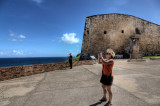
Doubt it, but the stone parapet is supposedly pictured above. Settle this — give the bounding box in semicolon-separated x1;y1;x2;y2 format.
0;60;97;81
130;53;142;59
150;58;160;60
127;59;146;62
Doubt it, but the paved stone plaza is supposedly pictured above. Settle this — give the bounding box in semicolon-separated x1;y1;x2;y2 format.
0;59;160;106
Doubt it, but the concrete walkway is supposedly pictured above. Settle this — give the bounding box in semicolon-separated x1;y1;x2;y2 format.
0;59;160;106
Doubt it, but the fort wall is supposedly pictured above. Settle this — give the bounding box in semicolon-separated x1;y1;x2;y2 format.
81;14;160;59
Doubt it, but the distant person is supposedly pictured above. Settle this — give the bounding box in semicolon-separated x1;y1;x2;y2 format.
68;53;73;69
98;48;115;106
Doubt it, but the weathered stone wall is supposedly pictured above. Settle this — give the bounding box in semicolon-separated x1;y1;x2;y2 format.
81;14;160;59
0;60;97;81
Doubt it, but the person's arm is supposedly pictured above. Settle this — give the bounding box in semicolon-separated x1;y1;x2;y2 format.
101;58;114;65
100;53;114;65
98;53;102;64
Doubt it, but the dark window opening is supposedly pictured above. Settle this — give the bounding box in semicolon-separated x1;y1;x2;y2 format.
104;31;107;34
135;28;141;34
121;30;124;33
87;30;89;34
102;16;104;19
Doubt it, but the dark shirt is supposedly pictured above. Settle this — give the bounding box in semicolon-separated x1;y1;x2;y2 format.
68;56;73;62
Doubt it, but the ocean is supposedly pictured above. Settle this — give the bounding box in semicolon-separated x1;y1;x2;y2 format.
0;57;68;67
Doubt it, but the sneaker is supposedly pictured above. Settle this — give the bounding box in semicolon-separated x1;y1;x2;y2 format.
99;98;107;102
104;101;112;106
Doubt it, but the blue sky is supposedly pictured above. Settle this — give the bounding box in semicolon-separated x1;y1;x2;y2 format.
0;0;160;57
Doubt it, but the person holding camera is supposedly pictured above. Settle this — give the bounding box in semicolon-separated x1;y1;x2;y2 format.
98;48;115;106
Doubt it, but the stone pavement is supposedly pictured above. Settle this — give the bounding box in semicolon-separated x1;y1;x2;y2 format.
0;59;160;106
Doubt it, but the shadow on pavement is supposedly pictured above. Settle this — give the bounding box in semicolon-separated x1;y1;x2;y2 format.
89;101;103;106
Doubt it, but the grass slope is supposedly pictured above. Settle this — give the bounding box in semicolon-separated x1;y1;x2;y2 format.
143;56;160;58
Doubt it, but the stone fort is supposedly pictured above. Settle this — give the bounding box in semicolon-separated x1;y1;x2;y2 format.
80;13;160;60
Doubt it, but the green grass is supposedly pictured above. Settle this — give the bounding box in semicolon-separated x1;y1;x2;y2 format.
73;55;80;61
143;56;160;58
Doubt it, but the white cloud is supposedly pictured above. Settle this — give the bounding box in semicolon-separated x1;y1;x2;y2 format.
9;31;26;42
32;0;43;4
61;33;80;44
13;50;24;55
19;35;26;39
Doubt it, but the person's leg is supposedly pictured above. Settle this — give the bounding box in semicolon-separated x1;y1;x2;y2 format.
106;86;112;104
69;62;72;69
101;84;107;100
71;62;72;68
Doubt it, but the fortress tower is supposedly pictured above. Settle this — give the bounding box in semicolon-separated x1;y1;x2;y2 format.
80;14;160;60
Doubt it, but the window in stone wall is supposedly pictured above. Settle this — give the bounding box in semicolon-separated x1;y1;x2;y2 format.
104;31;107;34
102;15;104;20
121;30;124;33
87;30;89;34
135;28;141;34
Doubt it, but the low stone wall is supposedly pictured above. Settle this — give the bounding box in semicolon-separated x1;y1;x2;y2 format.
0;60;97;81
150;58;160;60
